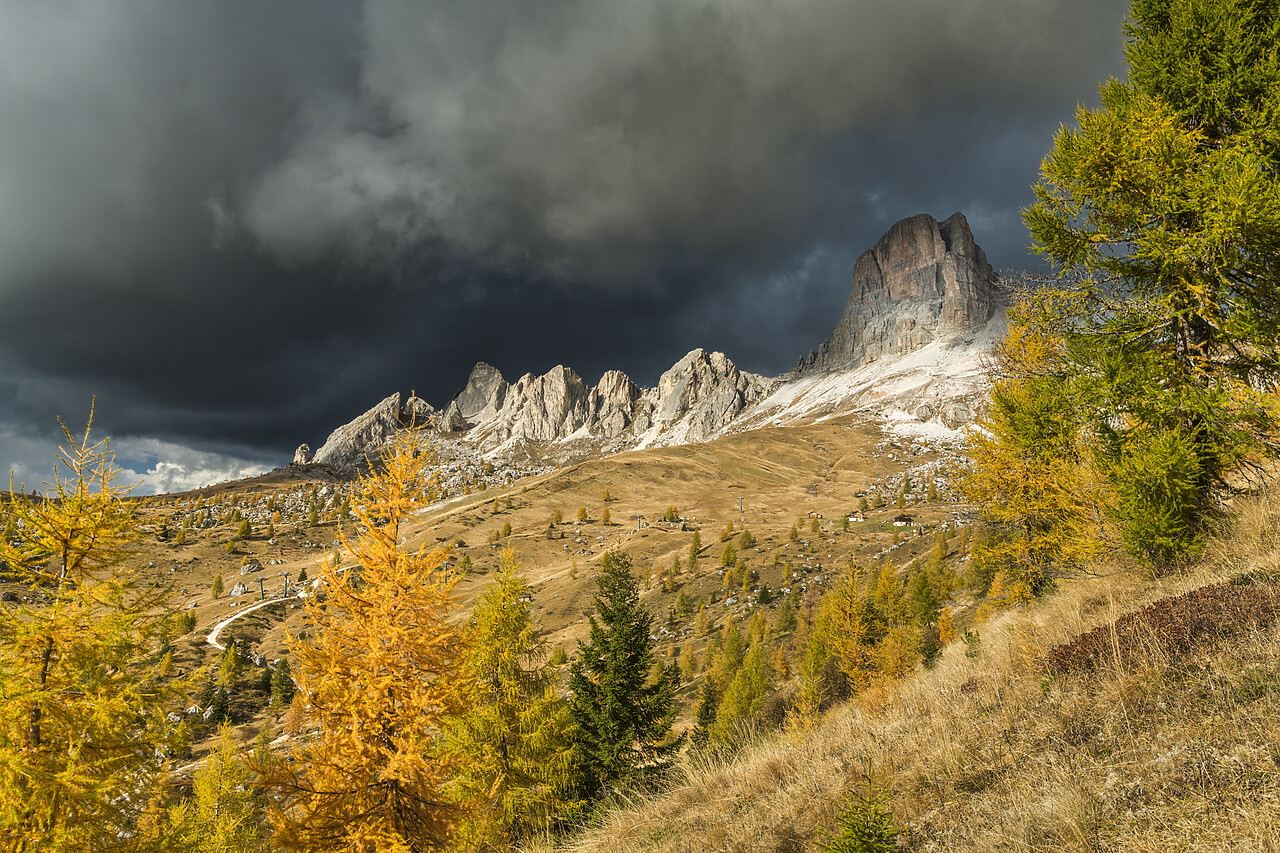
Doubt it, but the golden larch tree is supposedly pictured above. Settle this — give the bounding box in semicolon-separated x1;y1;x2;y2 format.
0;407;182;852
260;428;467;853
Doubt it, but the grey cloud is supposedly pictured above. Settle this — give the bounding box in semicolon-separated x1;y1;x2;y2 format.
0;2;359;284
239;0;1127;283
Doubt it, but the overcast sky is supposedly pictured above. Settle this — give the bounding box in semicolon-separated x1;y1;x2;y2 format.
0;0;1129;493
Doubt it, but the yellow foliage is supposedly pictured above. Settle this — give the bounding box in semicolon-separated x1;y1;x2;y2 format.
261;428;466;853
0;406;183;852
817;563;883;693
937;607;957;645
959;298;1107;598
871;626;919;679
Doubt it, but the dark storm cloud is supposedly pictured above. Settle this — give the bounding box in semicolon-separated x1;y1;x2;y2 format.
0;0;1129;490
240;0;1128;284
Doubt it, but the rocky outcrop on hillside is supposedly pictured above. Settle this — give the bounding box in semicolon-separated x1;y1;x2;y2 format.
309;392;435;472
632;349;775;446
797;212;998;373
453;362;508;423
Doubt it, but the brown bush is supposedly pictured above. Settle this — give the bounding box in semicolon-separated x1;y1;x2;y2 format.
1047;581;1280;675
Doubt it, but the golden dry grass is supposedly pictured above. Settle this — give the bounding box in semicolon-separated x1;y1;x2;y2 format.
539;496;1280;853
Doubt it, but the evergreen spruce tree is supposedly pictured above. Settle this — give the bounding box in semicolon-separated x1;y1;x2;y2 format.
690;680;717;749
775;596;798;634
208;686;231;726
907;571;940;626
568;551;682;798
269;658;294;711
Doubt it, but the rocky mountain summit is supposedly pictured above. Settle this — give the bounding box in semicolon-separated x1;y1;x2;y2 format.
441;348;775;457
295;212;1003;470
797;212;998;373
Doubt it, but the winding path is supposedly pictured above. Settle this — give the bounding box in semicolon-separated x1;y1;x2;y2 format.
205;595;293;650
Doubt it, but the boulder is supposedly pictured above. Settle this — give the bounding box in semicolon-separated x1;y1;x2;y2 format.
293;444;313;465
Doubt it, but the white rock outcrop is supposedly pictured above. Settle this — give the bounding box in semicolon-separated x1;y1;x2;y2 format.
295;212;1003;469
310;393;437;472
448;348;775;456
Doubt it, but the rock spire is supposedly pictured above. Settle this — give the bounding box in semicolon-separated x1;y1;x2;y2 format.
798;212;998;373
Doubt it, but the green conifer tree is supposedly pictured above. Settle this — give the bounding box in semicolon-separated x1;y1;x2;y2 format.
711;640;775;743
446;548;579;846
690;680;718;749
1020;0;1280;568
269;659;294;711
164;725;268;852
567;551;681;798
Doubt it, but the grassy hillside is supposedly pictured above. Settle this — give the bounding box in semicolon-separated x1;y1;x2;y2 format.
11;417;1276;851
537;496;1280;853
0;414;963;763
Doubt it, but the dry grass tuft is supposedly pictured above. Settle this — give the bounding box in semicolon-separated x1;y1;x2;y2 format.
539;492;1280;852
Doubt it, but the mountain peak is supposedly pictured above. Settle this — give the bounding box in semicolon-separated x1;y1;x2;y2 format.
799;212;999;373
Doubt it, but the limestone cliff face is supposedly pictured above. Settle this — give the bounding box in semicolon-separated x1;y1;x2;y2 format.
631;349;774;445
590;370;641;438
799;212;998;373
453;362;507;422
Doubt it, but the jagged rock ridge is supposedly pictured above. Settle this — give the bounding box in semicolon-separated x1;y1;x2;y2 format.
445;348;775;456
797;212;998;373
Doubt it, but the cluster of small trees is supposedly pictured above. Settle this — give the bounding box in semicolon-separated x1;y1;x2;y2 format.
0;419;685;852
